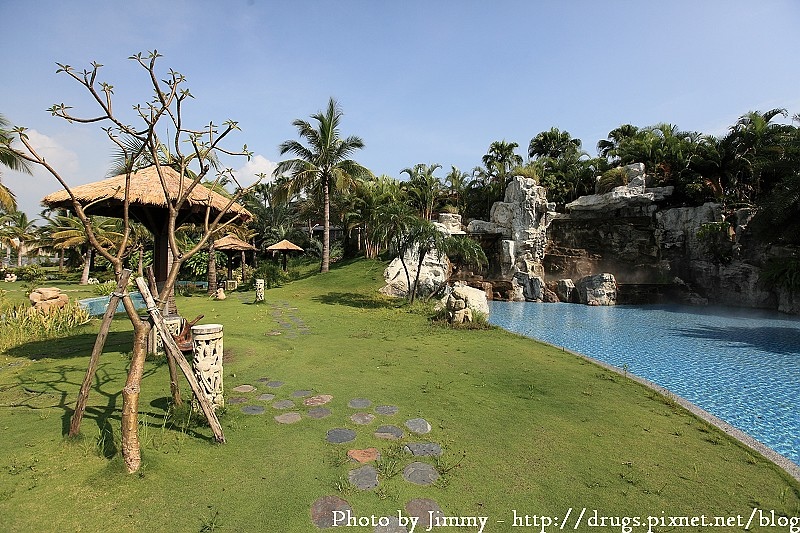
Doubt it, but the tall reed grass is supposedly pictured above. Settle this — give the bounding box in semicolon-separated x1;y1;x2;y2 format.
0;297;92;352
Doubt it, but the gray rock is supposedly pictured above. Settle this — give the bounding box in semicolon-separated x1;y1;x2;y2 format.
374;516;408;533
272;399;295;409
307;407;332;419
241;405;265;415
402;462;439;485
556;279;577;303
348;398;372;409
405;418;432;434
374;425;404;440
310;495;352;529
292;390;314;398
231;384;255;393
405;499;445;529
326;428;357;444
266;380;284;388
348;465;378;490
375;405;398;416
404;442;442;456
350;412;375;425
576;273;617;306
274;412;302;424
257;393;276;401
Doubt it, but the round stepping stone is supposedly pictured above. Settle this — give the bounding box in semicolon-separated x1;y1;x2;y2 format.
348;398;371;409
266;380;284;388
350;412;375;425
257;393;276;401
241;405;265;415
348;465;378;490
227;397;248;404
292;389;314;398
272;399;295;409
326;428;356;444
267;331;282;336
405;499;445;529
304;394;333;406
375;405;398;416
232;384;255;393
307;407;332;419
256;377;270;383
275;412;302;424
374;425;404;440
404;442;442;457
402;462;439;485
347;448;381;463
405;418;432;434
311;495;352;529
374;516;408;533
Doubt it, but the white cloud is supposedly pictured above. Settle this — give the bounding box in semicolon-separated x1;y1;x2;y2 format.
4;130;81;218
233;154;278;186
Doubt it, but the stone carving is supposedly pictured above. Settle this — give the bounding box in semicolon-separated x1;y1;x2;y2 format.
4;273;17;282
146;314;182;355
28;287;69;312
255;279;264;302
214;287;226;300
191;323;224;410
576;273;617;306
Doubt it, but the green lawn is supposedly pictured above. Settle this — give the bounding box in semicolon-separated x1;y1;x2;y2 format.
0;259;798;532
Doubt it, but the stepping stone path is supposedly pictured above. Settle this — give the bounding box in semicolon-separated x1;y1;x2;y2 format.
257;393;276;401
266;380;284;388
374;516;408;533
403;462;439;486
231;384;255;393
348;398;371;409
348;465;378;490
227;397;248;404
272;399;295;409
350;413;375;425
241;405;265;415
310;495;352;529
347;448;380;463
307;407;332;419
372;516;408;533
405;418;432;434
404;442;442;457
292;390;314;398
326;428;356;444
374;425;404;440
256;377;270;383
304;394;333;406
405;499;445;529
275;412;302;424
375;405;398;415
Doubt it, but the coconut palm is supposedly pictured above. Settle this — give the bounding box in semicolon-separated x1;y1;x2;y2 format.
529;128;581;160
50;213;122;284
2;211;39;267
0;114;31;213
401;163;443;220
443;166;469;215
275;98;371;273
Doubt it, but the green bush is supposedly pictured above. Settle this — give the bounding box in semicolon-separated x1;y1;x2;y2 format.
92;280;118;296
760;257;800;293
596;167;629;194
251;263;289;289
17;264;47;285
0;301;92;352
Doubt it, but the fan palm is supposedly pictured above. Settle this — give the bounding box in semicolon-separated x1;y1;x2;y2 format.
275;98;371;272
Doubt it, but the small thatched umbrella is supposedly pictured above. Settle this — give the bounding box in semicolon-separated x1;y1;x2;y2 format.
42;166;251;301
214;234;257;284
266;239;304;271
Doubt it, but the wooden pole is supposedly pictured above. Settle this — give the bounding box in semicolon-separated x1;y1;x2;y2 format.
135;277;226;443
69;269;132;437
146;267;182;405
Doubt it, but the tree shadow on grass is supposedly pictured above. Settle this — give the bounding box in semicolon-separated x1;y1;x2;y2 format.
313;291;401;309
4;331;134;360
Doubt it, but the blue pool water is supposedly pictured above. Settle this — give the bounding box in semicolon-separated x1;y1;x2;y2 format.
489;301;800;465
77;293;146;316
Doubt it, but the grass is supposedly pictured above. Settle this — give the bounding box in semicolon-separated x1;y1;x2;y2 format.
0;258;798;532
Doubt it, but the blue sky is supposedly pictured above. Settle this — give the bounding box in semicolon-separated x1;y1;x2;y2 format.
2;0;800;217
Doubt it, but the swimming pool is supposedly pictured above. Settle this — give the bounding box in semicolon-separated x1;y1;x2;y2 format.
489;301;800;466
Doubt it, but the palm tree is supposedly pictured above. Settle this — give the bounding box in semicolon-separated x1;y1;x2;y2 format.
528;128;581;160
444;166;469;215
275;98;371;273
2;211;39;267
401;163;443;220
597;124;640;162
0;114;32;214
51;213;122;284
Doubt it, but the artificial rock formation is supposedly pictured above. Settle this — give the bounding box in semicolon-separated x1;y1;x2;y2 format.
29;287;69;312
576;273;617;306
439;282;490;323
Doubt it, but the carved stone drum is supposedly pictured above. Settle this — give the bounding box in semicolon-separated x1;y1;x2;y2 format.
255;279;265;302
191;323;224;410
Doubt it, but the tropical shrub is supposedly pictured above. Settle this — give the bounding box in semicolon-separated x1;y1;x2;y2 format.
596;167;628;194
760;257;800;293
0;301;92;352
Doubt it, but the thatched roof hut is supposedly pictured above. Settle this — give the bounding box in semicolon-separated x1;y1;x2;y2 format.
42;165;251;225
266;239;304;271
214;235;257;284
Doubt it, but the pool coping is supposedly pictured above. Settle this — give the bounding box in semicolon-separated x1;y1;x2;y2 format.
541;339;800;483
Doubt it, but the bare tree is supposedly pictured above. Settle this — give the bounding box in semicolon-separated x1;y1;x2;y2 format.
10;51;259;473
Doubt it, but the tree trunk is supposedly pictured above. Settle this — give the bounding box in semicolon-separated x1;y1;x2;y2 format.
409;246;426;304
322;175;330;273
137;245;144;278
207;240;217;295
80;247;92;285
121;312;150;473
240;250;246;283
69;270;133;437
58;249;64;272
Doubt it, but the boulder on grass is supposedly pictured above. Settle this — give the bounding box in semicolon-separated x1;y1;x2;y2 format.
29;287;70;312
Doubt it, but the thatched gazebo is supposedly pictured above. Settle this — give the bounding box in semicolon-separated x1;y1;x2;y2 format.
266;239;304;271
42;166;251;305
214;234;257;284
